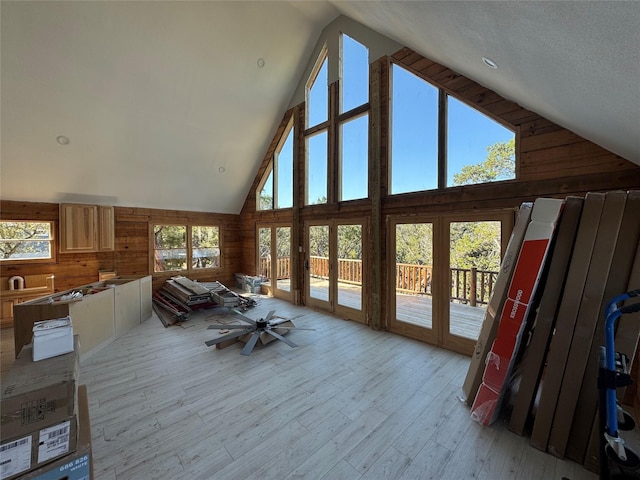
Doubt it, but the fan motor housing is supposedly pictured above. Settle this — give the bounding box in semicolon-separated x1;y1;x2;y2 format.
256;319;268;329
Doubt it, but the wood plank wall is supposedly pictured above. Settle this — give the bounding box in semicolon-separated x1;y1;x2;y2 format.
237;47;640;313
0;202;240;294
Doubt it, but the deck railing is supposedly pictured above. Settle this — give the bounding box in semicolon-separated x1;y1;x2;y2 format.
259;256;498;306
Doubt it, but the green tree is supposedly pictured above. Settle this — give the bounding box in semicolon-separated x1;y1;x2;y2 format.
449;221;501;271
0;222;51;259
395;223;433;265
337;224;362;260
452;138;515;186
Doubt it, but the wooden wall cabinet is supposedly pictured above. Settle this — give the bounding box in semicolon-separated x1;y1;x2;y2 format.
0;274;55;328
98;206;115;251
59;203;114;253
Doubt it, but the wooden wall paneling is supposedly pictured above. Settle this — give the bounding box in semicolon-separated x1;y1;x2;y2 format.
0;201;59;220
328;81;338;205
369;58;383;330
520;118;565;137
291;105;303;304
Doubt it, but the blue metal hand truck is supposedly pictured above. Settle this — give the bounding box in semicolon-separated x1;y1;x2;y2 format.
599;289;640;479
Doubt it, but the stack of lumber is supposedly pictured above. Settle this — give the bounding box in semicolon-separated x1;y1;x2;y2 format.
164;276;217;307
152;277;256;327
463;190;640;473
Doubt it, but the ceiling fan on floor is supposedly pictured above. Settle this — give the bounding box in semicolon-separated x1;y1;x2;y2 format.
204;309;314;355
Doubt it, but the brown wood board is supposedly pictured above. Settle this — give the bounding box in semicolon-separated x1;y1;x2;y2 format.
530;192;606;452
547;191;628;458
508;196;584;435
461;202;533;404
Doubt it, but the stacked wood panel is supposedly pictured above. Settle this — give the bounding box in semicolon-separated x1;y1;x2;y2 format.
464;191;640;473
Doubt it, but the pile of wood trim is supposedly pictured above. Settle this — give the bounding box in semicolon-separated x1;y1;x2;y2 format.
152;277;256;327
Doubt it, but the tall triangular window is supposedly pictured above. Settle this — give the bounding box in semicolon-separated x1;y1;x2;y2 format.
257;119;294;210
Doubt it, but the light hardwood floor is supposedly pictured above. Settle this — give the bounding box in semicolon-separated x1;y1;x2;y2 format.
2;297;597;480
75;295;596;480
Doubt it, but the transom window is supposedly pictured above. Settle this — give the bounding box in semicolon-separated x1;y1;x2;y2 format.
340;33;369;113
0;221;55;263
258;119;294;210
152;224;220;273
390;62;515;194
304;33;370;205
306;46;328;129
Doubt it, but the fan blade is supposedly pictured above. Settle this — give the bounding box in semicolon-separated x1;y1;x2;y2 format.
205;329;251;347
267;330;298;348
264;310;276;321
231;309;256;326
267;317;291;326
241;332;261;356
272;326;315;331
207;324;251;330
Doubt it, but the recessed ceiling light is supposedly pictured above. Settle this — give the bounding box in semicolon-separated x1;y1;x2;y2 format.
218;166;226;173
56;135;70;145
257;58;265;68
482;57;498;69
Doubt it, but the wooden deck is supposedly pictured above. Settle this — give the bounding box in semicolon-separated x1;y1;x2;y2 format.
297;278;485;340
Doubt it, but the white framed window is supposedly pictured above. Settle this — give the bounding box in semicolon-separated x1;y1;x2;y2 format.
0;221;55;263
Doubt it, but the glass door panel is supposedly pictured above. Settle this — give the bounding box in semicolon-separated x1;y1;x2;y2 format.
275;227;291;292
448;221;502;341
389;219;437;343
258;227;271;288
308;224;330;304
336;223;363;313
394;222;434;329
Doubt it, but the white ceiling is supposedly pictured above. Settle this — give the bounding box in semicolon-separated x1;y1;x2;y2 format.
2;1;639;214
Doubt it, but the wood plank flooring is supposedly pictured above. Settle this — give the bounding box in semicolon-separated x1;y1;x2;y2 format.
77;296;595;480
301;278;486;339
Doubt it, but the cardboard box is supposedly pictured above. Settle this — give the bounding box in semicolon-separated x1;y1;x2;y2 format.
234;274;262;294
530;192;606;451
18;385;92;480
1;337;79;442
32;318;74;362
462;202;533;405
471;198;564;425
0;418;78;480
508;196;584;435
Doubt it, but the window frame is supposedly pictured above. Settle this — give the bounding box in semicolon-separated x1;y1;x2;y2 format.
0;220;56;265
305;44;329;130
150;223;221;275
388;60;517;195
256;116;294;211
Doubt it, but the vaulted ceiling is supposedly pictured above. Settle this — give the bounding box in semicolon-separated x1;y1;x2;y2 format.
2;1;638;214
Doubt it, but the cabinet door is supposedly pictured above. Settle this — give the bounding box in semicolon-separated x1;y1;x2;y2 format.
1;298;17;327
60;204;98;253
98;206;115;251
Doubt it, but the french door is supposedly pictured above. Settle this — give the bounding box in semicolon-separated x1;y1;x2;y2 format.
388;211;512;354
305;219;366;323
257;224;292;301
